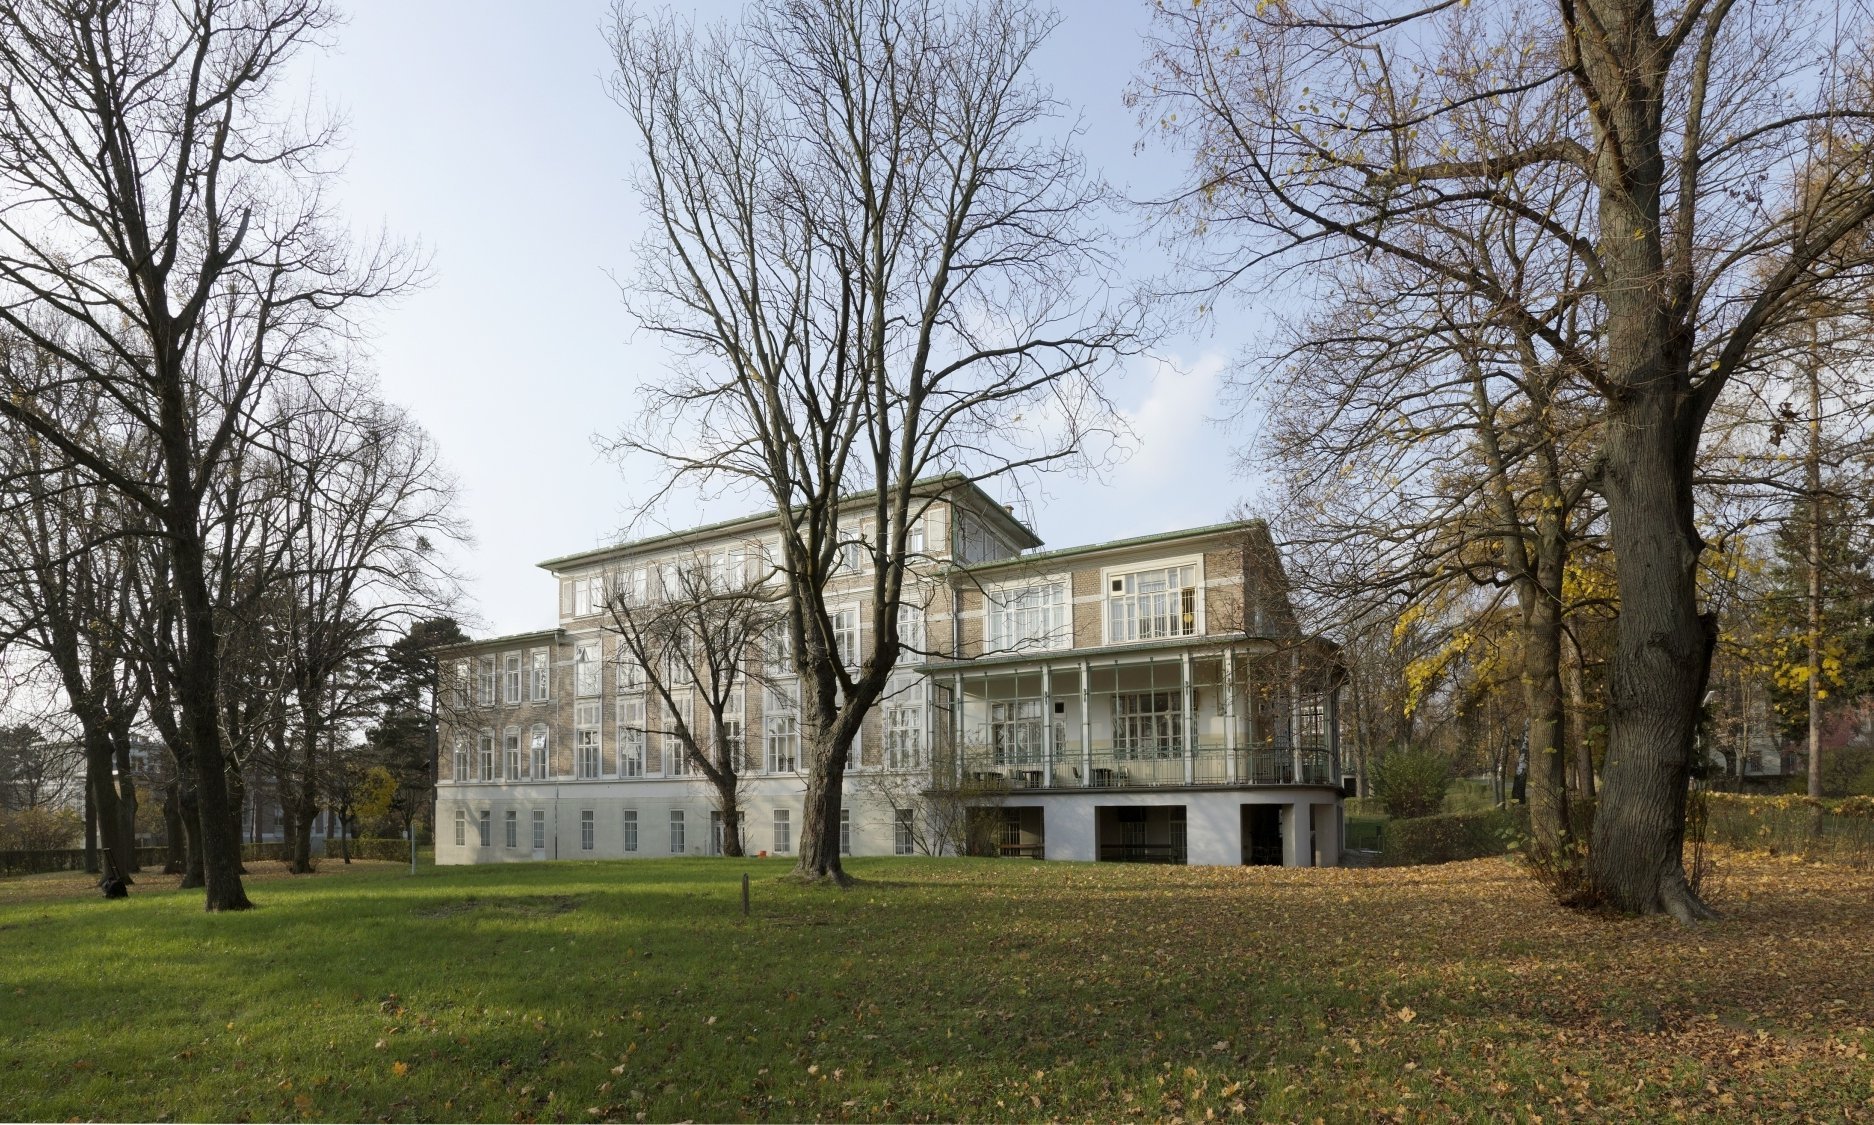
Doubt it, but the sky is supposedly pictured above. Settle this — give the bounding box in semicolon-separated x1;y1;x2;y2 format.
309;0;1269;639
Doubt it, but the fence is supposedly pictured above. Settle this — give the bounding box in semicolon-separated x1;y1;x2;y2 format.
1703;794;1874;868
0;839;366;877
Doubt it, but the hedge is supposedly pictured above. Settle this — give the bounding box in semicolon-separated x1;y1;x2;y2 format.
1377;808;1517;867
1703;792;1874;868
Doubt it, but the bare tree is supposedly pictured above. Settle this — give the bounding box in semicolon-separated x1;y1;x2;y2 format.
1137;0;1874;920
0;0;417;908
606;0;1140;883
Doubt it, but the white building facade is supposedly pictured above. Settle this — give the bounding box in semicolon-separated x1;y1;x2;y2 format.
434;479;1345;867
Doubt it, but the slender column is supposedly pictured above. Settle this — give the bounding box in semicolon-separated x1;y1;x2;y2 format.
1224;647;1238;784
1328;681;1342;786
952;672;965;786
1041;663;1054;788
1289;650;1303;784
1180;651;1195;785
1079;659;1093;787
1284;800;1311;867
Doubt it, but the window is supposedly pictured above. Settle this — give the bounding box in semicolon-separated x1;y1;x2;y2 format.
622;809;639;852
575;640;601;697
840;808;852;855
530;648;550;701
894;809;916;855
616;648;644;692
723;681;745;769
669;810;685;854
1298;694;1327;745
580;809;595;850
452;740;468;782
477;810;491;847
665;695;693;776
990;700;1044;765
504;728;522;779
764;680;800;773
906;518;925;555
575;700;602;778
477;733;496;780
505;810;518;848
476;656;496;706
532;810;546;850
1112;692;1183;760
987;581;1068;652
1107;563;1200;643
764;624;792;677
452;659;469;709
897;603;926;651
453;808;466;846
573;573;603;617
530;724;550;779
773;809;792;854
619;695;646;777
884;673;925;769
503;652;523;703
831;606;860;668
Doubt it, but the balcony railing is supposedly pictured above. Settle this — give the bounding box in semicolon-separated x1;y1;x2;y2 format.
952;746;1334;791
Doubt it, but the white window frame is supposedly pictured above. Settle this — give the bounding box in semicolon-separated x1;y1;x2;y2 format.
453;808;465;846
575;700;602;779
529;724;550;779
831;604;860;668
985;577;1070;653
839;808;851;856
452;740;468;783
773;808;792;855
989;700;1044;766
622;809;639;852
764;679;800;774
664;694;693;776
1111;691;1184;760
1102;556;1204;645
575;639;601;697
504;810;518;849
532;809;546;850
580;809;595;851
669;809;685;854
452;659;470;709
618;695;646;777
477;810;491;848
894;809;916;855
573;573;603;617
529;648;550;702
883;672;926;770
503;727;522;779
477;732;495;781
503;652;523;704
476;656;496;706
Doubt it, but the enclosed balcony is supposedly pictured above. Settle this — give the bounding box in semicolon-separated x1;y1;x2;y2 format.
926;641;1342;794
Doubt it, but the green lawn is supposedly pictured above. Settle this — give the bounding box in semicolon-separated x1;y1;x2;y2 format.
2;852;1870;1121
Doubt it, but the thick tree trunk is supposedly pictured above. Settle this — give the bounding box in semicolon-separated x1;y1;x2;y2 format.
178;781;206;889
114;741;140;873
161;781;185;875
83;788;99;874
1588;391;1718;922
1521;577;1571;860
83;734;136;883
793;708;853;884
718;801;745;858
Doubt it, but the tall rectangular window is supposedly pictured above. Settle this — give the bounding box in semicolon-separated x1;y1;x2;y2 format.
452;740;468;782
619;695;646;777
476;656;496;706
580;809;595;851
477;733;496;780
773;809;792;854
895;809;916;855
1112;692;1183;760
453;809;465;846
532;809;546;850
575;701;602;778
669;810;685;854
906;518;925;555
452;659;470;709
503;652;523;703
622;809;639;852
504;728;522;779
575;640;601;697
989;700;1043;765
529;649;550;701
477;810;491;848
616;649;643;692
665;695;693;776
1107;563;1200;643
839;808;851;856
764;680;799;773
884;672;925;770
831;605;860;667
530;724;549;779
723;681;745;770
573;573;603;617
987;582;1068;652
504;810;518;848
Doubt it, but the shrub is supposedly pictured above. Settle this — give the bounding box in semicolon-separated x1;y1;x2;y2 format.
1370;750;1450;819
1381;808;1515;866
0;806;82;851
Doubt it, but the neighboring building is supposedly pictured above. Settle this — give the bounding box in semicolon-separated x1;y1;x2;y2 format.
434;477;1346;867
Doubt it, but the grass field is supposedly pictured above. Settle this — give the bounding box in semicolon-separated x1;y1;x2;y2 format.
2;851;1871;1122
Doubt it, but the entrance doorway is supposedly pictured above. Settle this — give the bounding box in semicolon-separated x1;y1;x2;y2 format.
1242;805;1283;865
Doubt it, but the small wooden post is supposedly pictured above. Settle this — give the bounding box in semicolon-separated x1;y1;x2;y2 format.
741;873;750;916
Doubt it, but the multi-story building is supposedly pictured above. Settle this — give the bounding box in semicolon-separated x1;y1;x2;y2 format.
434;477;1346;867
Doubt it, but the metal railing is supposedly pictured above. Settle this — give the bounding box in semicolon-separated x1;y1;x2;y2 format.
955;745;1336;791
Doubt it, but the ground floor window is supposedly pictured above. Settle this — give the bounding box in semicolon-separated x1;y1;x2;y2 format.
580;809;595;851
894;809;915;855
840;808;851;855
505;810;518;848
454;809;465;846
532;810;546;850
623;809;638;852
670;810;686;854
477;810;491;848
773;808;792;854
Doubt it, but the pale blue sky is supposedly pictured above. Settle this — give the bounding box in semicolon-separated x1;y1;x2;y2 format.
312;0;1266;637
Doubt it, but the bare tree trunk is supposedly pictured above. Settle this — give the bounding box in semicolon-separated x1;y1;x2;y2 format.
794;706;853;885
1564;634;1594;799
1806;347;1824;805
178;781;206;890
83;785;99;875
114;741;140;873
1522;574;1571;860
